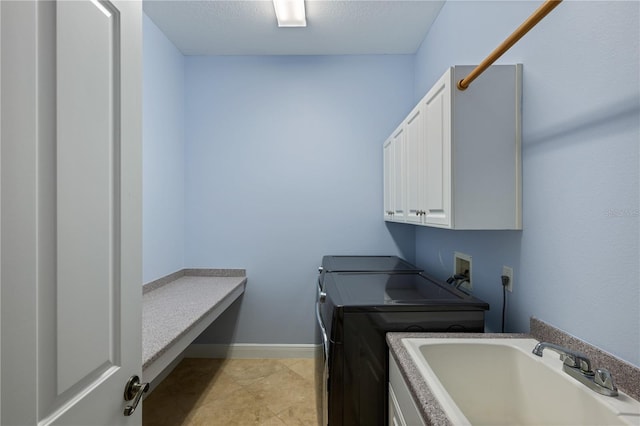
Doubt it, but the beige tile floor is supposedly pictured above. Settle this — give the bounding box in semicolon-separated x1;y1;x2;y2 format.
143;358;319;426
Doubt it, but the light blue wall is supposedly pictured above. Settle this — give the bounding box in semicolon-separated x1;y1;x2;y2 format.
142;15;186;283
142;1;639;366
413;1;639;366
183;56;416;344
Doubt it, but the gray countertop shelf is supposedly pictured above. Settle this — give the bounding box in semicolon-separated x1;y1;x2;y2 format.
142;269;247;383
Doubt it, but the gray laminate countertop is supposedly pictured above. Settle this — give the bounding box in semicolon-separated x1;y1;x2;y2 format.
142;270;246;371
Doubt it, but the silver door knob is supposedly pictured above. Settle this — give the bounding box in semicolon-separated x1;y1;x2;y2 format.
123;375;149;416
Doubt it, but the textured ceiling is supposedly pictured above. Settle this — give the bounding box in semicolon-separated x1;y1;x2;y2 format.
143;0;446;55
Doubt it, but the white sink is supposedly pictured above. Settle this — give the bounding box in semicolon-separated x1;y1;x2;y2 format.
402;338;640;426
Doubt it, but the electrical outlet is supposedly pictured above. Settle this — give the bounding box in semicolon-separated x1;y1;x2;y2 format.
502;265;513;292
454;252;472;291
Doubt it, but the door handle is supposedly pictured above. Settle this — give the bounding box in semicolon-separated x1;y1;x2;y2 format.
123;375;149;416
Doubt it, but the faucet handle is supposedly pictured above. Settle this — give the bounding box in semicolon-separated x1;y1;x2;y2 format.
560;353;592;373
559;353;576;367
594;369;617;392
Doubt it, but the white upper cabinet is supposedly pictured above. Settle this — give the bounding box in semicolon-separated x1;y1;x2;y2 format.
383;64;522;230
392;126;406;222
383;122;409;223
404;104;425;224
423;71;452;227
383;138;395;221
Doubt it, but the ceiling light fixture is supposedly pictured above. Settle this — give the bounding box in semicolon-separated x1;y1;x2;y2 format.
272;0;307;27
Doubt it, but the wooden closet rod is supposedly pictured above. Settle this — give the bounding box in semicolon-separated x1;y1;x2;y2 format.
457;0;563;91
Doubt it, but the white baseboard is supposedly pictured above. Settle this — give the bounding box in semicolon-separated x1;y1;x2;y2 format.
184;343;321;359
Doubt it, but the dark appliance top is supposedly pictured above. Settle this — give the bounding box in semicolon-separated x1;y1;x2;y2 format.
320;255;422;273
324;272;489;312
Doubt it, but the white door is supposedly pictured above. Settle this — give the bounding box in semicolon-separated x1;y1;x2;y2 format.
392;127;406;222
423;70;452;228
404;105;424;224
383;138;394;221
1;0;142;425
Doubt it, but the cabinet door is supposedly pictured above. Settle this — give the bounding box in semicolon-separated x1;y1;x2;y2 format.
392;127;406;222
388;385;406;426
389;354;426;426
404;105;425;224
383;138;395;221
423;71;452;227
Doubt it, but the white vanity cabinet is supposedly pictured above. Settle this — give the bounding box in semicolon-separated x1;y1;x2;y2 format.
383;64;522;230
389;353;426;426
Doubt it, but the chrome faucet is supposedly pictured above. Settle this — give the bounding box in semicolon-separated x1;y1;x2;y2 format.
532;342;618;397
532;342;593;371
